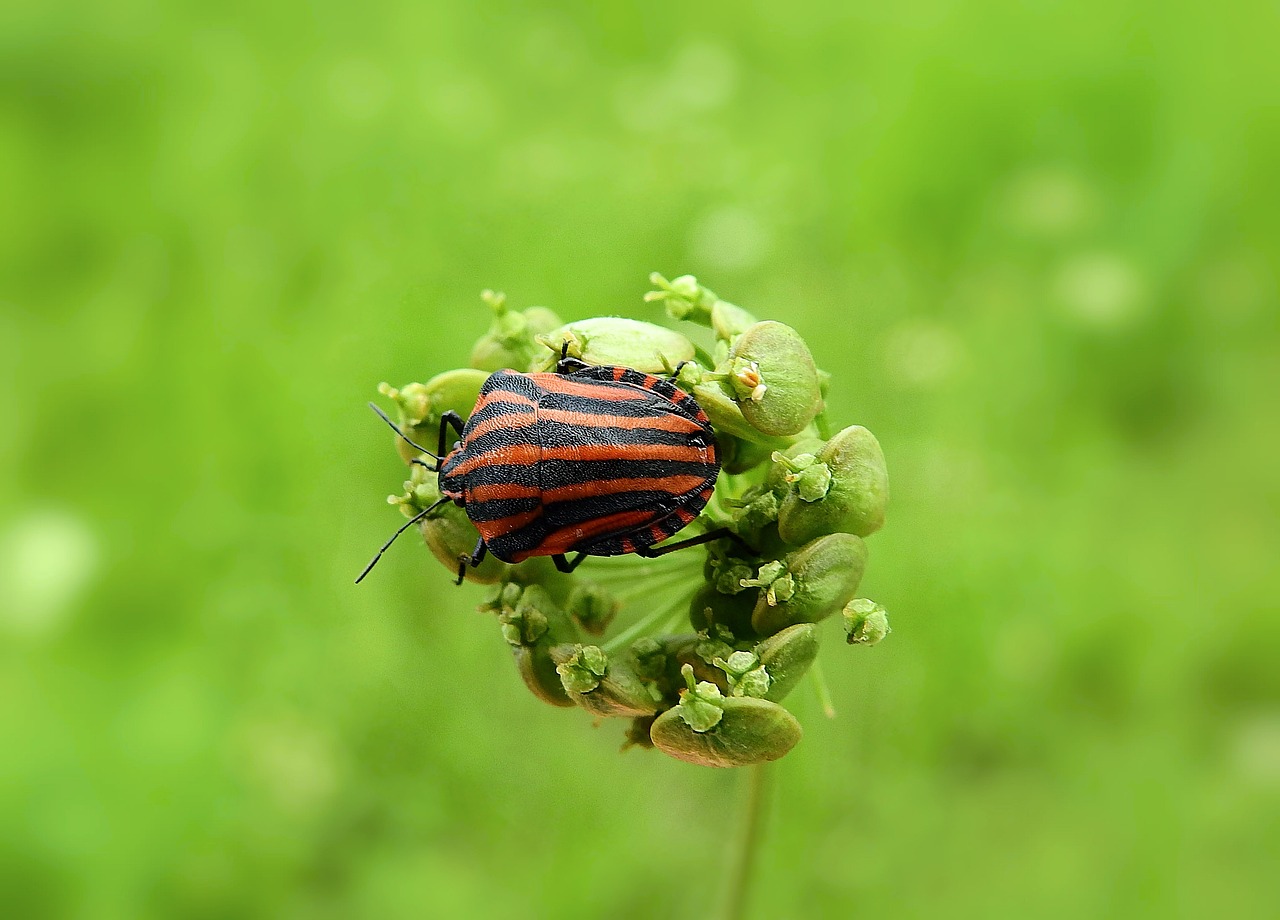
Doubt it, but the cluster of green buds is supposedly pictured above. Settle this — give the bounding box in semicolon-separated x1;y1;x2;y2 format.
376;274;890;767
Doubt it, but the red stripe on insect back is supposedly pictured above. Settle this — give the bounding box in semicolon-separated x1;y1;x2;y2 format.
473;507;543;538
449;442;541;475
533;509;657;555
537;406;703;434
467;482;542;503
541;474;710;503
528;374;650;401
541;444;711;464
674;506;698;525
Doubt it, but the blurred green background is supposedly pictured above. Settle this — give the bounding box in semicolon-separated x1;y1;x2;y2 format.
2;1;1278;917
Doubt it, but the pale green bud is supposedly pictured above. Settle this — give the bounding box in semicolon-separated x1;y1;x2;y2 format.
753;623;820;702
650;676;803;768
778;425;888;544
752;533;868;635
378;368;488;464
390;469;503;584
844;598;891;647
728;321;823;437
530;317;695;374
565;583;619;636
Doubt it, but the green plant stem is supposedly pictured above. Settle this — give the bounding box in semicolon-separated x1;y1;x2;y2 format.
719;763;769;920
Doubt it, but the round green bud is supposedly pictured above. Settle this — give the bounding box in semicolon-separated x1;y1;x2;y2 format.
565;583;619;636
645;272;719;325
763;438;827;493
500;584;579;708
844;598;891;647
777;425;888;544
752;533;868;635
650;693;803;767
469;292;565;373
753;623;820;702
392;470;504;584
552;644;662;718
688;583;757;637
727;321;823;437
691;380;795;450
379;368;488;465
530;318;695;374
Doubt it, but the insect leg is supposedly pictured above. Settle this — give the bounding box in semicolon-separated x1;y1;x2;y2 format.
456;538;488;586
438;411;466;457
666;360;691;379
551;552;589;573
555;341;590;376
635;527;745;559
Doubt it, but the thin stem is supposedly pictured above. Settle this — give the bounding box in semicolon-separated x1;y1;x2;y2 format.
809;658;837;719
719;764;769;920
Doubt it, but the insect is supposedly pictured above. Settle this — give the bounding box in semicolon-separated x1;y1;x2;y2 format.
357;352;733;584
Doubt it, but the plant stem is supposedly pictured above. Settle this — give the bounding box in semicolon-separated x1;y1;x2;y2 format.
719;763;769;920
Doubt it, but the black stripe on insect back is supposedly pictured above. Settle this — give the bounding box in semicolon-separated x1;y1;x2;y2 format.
537;391;704;424
542;489;686;529
464;494;543;523
533;457;715;488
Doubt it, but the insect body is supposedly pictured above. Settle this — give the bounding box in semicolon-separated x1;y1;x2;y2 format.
358;357;729;583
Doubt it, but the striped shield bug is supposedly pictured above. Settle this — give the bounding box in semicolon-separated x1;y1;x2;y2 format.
357;351;734;584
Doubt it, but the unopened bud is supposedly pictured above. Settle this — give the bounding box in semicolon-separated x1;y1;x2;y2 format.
752;533;868;635
727;321;823;436
754;623;820;702
844;598;891;646
530;317;696;374
650;673;803;767
778;425;888;544
566;583;619;635
379;368;488;464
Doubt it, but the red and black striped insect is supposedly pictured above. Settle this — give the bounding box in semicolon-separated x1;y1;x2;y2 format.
357;352;732;584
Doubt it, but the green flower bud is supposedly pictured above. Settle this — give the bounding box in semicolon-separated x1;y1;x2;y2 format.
752;533;868;635
690;380;795;450
763;438;827;493
778;425;888;544
379;368;488;464
530;317;695;374
673;664;725;731
754;623;820;702
552;644;662;718
688;583;756;637
727;321;823;437
646;272;759;341
554;643;608;693
771;451;832;502
470;291;522;370
565;583;619;636
740;560;796;608
391;469;504;584
645;272;718;325
728;487;780;537
844;598;891;647
497;584;579;708
713;650;772;698
650;670;803;767
630;637;667;682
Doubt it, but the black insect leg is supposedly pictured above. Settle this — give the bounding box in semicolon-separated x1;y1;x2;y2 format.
456;538;488;586
555;341;590;376
552;552;589;573
635;527;747;559
438;410;466;457
665;360;691;379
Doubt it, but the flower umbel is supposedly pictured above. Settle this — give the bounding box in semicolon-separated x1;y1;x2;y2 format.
370;272;891;768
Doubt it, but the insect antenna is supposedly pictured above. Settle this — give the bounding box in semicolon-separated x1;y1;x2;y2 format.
368;402;442;462
355;496;449;584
